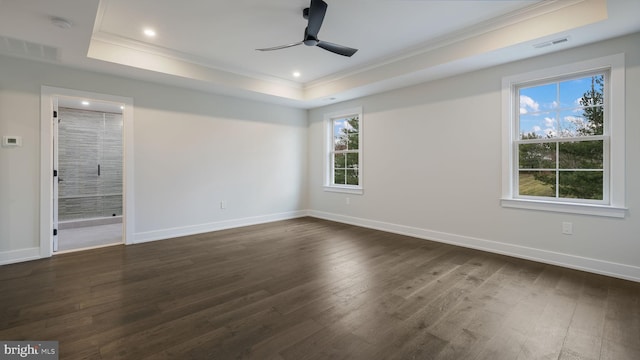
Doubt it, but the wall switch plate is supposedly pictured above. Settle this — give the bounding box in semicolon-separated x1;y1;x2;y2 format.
562;222;573;235
220;200;226;209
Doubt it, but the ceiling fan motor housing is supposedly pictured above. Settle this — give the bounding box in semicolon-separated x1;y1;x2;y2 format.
303;27;319;46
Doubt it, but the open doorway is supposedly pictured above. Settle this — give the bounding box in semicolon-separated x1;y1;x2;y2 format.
40;86;134;257
55;98;124;252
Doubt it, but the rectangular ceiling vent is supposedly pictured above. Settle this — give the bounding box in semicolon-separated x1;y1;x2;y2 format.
533;37;569;49
0;36;59;61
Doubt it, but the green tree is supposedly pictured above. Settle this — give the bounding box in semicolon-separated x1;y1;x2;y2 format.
577;75;604;136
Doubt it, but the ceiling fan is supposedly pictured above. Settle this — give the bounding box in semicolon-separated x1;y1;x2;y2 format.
256;0;358;57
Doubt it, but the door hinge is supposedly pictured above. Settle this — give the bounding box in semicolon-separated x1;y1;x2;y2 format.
53;229;58;236
53;169;58;177
53;110;57;118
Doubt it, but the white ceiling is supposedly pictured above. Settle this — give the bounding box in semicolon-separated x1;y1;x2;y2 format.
1;0;639;108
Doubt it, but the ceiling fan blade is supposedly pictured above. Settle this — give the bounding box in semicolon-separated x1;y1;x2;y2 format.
317;41;358;57
307;0;327;39
256;41;304;51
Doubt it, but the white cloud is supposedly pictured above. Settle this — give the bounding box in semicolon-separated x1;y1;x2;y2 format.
520;95;539;114
544;117;555;127
564;115;584;124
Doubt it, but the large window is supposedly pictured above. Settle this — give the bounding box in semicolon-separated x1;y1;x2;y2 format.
517;73;606;201
324;107;363;194
501;54;625;217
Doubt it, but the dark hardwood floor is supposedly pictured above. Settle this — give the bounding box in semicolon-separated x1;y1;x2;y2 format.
1;217;639;359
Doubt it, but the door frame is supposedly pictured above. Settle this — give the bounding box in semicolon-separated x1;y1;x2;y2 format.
52;97;58;252
40;86;135;257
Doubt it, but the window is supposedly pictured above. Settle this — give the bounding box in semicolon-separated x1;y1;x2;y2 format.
518;73;606;201
324;107;363;194
501;54;626;218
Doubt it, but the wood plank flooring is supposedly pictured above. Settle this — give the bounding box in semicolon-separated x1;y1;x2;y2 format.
1;217;639;359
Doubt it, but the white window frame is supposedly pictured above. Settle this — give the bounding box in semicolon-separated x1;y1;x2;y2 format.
501;54;626;218
324;107;363;194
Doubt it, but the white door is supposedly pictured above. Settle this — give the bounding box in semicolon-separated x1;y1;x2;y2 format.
52;97;59;252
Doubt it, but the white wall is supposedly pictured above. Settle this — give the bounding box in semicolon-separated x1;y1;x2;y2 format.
1;32;639;281
308;32;640;281
0;55;307;262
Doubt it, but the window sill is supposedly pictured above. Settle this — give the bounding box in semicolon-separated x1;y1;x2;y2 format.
501;198;626;218
324;186;363;195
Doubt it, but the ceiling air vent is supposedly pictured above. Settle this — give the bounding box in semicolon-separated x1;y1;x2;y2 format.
0;36;59;61
533;37;569;49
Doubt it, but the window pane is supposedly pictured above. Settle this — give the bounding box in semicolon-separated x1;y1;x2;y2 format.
560;75;604;109
519;83;557;113
519;171;555;197
334;169;346;185
560;75;604;136
334;118;358;133
559;171;603;200
559;109;603;137
334;135;347;151
344;117;359;134
518;143;555;169
348;134;359;150
333;153;346;169
558;110;585;137
559;141;603;169
580;105;604;136
346;169;359;185
519;112;556;139
346;153;359;169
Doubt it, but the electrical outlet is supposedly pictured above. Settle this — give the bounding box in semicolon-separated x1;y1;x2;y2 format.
562;222;573;235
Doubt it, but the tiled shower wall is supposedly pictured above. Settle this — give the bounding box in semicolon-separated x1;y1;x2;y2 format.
58;107;123;221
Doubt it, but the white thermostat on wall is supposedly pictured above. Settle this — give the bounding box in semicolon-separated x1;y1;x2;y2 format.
2;136;23;147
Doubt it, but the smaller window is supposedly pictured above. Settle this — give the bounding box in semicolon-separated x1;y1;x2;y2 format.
324;107;363;194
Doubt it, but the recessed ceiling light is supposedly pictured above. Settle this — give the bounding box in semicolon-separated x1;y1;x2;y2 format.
143;28;156;37
81;101;90;106
293;71;301;78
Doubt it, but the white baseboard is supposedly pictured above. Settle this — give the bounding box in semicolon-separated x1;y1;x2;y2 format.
308;210;640;283
0;247;41;266
5;210;638;283
134;210;309;244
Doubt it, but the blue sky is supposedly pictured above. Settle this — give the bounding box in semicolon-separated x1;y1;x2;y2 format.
518;75;602;138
